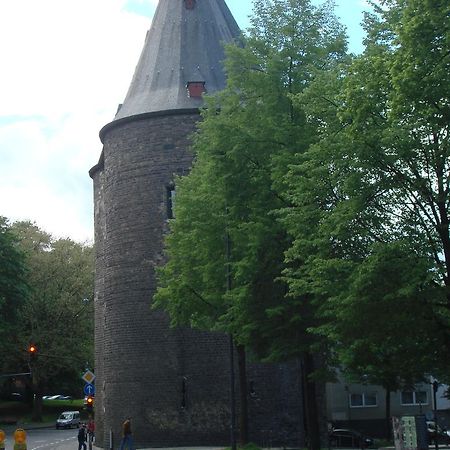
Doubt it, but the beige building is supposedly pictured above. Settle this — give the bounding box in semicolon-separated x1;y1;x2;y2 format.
326;375;450;437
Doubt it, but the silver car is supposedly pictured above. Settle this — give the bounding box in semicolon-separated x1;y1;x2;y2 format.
55;411;80;429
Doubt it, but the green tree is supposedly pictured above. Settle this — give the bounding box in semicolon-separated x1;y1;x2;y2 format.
155;0;347;447
12;221;94;421
280;0;450;434
0;217;29;374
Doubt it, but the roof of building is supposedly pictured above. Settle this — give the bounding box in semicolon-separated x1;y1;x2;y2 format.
113;0;241;121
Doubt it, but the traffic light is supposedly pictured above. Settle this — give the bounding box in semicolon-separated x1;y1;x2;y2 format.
86;395;94;411
28;344;37;358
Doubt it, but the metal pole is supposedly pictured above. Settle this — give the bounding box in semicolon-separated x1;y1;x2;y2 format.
109;428;114;450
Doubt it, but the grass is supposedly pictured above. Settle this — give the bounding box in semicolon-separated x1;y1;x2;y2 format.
0;398;89;425
44;399;84;408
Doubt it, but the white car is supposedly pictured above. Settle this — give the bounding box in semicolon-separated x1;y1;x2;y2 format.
56;411;80;429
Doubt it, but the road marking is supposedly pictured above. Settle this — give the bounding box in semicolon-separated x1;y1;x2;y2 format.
30;436;76;450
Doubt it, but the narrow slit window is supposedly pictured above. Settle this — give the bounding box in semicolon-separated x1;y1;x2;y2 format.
181;376;187;408
167;186;176;219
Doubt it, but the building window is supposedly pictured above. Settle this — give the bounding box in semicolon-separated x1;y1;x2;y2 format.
349;393;378;408
181;376;187;409
249;380;257;398
187;81;206;98
167;185;176;219
401;390;428;406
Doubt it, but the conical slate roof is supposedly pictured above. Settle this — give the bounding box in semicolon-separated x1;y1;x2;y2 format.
114;0;241;120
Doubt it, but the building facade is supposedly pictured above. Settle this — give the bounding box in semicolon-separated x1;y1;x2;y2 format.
90;1;303;447
327;375;450;437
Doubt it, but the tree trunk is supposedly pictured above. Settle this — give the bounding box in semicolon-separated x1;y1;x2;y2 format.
385;387;391;440
302;352;321;450
237;344;249;446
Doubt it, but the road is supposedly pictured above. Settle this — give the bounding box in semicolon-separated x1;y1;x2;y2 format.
0;427;81;450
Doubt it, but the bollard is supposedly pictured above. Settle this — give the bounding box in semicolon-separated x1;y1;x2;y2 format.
14;428;27;450
0;429;5;450
109;428;114;450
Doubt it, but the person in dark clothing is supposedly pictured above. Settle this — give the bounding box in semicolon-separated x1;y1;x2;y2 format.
78;424;87;450
119;417;134;450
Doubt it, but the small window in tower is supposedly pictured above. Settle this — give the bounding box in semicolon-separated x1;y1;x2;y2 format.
249;380;257;398
187;81;206;98
184;0;196;10
181;376;188;409
167;185;176;219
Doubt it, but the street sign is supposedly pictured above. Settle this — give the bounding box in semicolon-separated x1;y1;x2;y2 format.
82;370;95;384
84;383;96;396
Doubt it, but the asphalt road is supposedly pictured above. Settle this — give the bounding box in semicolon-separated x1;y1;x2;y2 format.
0;427;79;450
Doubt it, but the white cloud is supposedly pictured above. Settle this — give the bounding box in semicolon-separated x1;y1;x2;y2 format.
0;0;153;242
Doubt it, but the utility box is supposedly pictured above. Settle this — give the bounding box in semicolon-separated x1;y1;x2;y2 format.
392;415;428;450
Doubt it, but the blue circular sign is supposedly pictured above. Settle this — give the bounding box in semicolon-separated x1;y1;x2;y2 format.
84;383;95;396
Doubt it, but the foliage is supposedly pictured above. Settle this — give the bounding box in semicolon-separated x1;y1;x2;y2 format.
10;221;94;404
280;0;450;387
155;0;448;442
155;0;348;359
0;217;29;372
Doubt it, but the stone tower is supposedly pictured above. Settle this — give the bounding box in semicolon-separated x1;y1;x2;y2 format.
90;1;303;447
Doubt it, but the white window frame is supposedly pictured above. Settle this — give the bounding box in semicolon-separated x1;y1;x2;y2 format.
349;392;378;408
401;390;429;406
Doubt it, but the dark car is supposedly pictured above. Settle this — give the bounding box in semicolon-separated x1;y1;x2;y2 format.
427;421;450;445
329;428;374;448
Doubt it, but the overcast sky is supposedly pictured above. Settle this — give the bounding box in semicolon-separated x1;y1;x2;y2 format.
0;0;369;244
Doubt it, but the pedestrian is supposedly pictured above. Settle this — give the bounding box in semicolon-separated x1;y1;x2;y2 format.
78;423;87;450
119;417;134;450
87;417;95;443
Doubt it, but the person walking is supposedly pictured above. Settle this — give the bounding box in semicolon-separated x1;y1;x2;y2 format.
77;424;87;450
119;417;134;450
87;417;95;443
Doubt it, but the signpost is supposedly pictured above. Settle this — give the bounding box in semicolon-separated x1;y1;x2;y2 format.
82;370;95;384
84;383;96;396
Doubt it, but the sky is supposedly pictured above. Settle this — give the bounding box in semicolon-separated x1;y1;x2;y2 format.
0;0;370;244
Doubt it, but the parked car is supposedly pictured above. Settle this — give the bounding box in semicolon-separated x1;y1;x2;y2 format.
427;421;450;445
47;394;65;400
329;428;374;448
55;411;80;429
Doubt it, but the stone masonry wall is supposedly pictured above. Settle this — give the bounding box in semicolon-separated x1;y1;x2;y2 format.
93;111;304;447
96;112;235;447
